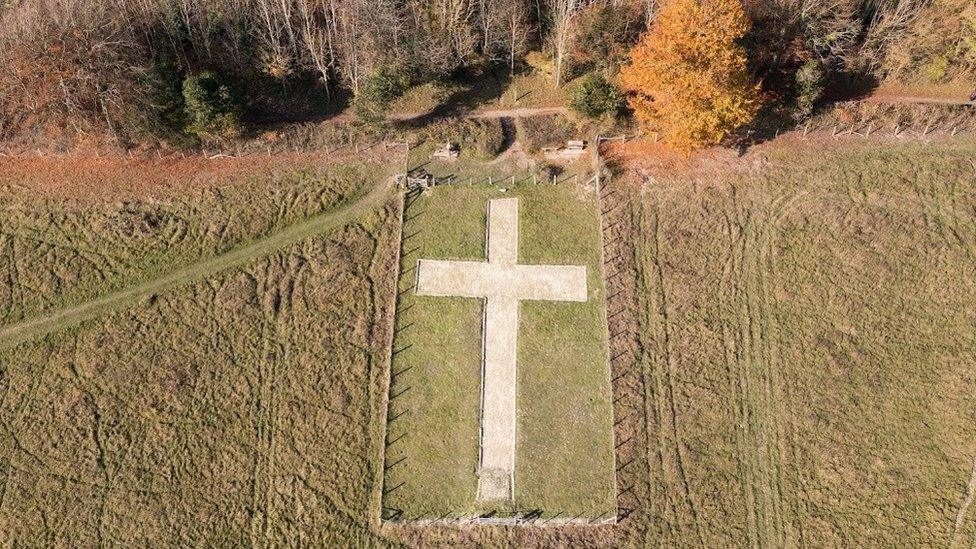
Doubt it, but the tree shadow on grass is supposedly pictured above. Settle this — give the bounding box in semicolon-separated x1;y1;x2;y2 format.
392;66;515;129
821;70;880;103
244;72;353;126
732;70;880;153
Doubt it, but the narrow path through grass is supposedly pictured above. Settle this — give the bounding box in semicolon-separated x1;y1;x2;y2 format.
0;177;395;350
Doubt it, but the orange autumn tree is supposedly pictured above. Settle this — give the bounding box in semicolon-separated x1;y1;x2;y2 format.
620;0;759;152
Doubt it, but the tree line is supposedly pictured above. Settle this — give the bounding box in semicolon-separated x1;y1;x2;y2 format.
0;0;973;146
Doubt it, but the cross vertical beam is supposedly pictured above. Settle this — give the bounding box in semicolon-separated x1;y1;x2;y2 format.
488;198;518;265
478;295;519;500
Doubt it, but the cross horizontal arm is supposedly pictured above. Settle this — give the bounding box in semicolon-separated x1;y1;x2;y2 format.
415;259;587;302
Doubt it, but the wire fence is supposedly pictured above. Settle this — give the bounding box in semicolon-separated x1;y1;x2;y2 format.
381;509;617;526
398;171;585;192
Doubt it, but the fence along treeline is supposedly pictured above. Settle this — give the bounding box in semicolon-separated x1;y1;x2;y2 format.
0;0;973;146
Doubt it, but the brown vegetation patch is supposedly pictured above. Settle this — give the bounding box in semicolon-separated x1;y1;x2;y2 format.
0;153;386;203
620;139;976;545
0;200;402;545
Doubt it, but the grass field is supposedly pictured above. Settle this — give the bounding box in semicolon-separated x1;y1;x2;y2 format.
1;136;975;546
0;160;385;326
0;160;403;545
382;183;616;520
608;138;976;546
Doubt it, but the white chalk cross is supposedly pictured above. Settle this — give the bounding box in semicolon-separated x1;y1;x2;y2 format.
414;198;587;501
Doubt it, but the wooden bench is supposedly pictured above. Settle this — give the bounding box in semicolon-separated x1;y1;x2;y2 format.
566;140;586;152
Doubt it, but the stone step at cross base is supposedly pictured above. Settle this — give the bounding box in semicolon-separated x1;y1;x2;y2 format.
477;467;513;501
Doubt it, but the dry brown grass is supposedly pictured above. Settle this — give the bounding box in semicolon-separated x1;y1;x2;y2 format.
603;138;976;546
0;205;400;545
0;156;388;326
3;136;975;546
810;101;976;135
0;157;403;544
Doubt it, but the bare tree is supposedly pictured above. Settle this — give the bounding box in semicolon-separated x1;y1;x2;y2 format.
474;0;530;70
860;0;928;72
504;0;531;73
642;0;658;27
254;0;297;77
407;0;478;75
546;0;590;87
479;0;500;53
296;0;337;89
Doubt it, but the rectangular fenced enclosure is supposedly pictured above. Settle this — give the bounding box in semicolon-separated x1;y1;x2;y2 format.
381;183;617;523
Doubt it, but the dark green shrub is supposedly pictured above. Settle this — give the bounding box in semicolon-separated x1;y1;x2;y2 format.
792;58;825;122
424;118;506;160
182;71;243;140
569;73;624;119
140;53;189;137
466;119;505;159
354;65;410;125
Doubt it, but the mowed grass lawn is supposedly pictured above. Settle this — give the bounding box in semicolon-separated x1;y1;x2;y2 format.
618;139;976;547
383;183;616;519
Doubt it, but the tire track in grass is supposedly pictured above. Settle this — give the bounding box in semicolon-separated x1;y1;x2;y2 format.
719;187;798;548
0;178;394;351
633;203;679;543
746;201;789;548
249;254;299;546
249;260;278;547
620;191;672;539
718;203;758;547
760;193;812;547
636;201;706;546
605;188;651;538
950;456;976;548
735;192;783;549
595;175;652;539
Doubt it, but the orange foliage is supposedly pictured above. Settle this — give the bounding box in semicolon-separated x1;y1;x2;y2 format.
619;0;759;153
